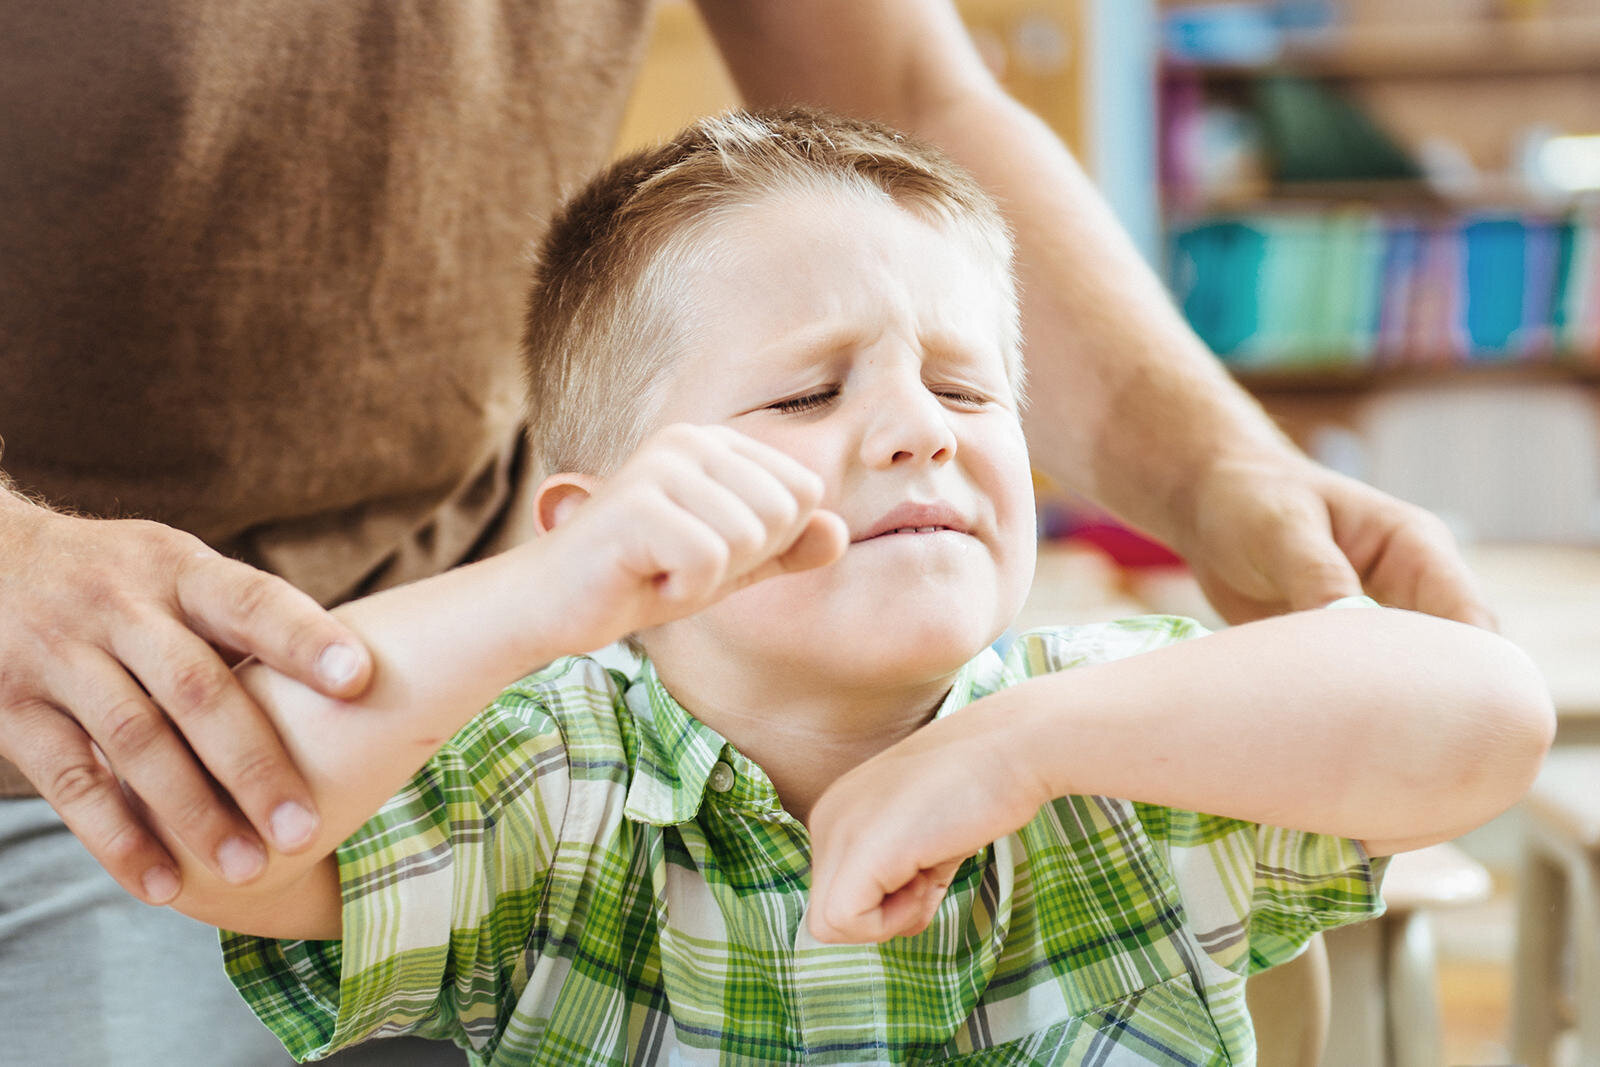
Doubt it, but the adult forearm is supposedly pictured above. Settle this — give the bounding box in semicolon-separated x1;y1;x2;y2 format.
1002;608;1552;852
905;86;1291;544
698;0;1293;545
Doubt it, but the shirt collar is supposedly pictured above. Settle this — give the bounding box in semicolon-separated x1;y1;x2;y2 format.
620;646;1002;827
622;661;729;826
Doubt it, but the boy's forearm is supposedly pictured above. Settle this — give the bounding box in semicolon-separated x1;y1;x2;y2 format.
161;538;586;936
1002;608;1553;853
158;423;841;935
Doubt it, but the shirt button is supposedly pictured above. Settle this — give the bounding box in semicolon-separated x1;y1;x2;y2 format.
707;761;736;793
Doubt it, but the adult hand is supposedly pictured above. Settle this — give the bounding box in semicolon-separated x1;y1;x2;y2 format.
0;494;374;905
1177;453;1495;629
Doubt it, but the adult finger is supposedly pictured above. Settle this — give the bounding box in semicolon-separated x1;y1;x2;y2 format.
1376;537;1497;630
52;643;275;883
1253;496;1365;612
1410;559;1497;631
0;698;182;905
176;551;372;699
110;614;317;859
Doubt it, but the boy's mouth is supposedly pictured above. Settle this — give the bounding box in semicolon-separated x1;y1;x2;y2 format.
853;501;973;542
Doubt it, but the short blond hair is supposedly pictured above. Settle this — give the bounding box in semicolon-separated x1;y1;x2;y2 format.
522;107;1021;476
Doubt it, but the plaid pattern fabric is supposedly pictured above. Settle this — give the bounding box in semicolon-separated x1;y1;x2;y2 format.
223;612;1386;1065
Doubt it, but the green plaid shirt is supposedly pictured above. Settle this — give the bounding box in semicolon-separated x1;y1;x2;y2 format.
223;613;1386;1065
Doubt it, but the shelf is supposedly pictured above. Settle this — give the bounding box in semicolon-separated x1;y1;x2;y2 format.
1172;179;1443;213
1170;177;1600;215
1227;359;1600;394
1169;18;1600;79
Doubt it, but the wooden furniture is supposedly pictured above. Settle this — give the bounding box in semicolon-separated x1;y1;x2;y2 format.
1157;1;1600;487
1466;544;1600;744
1512;745;1600;1067
1248;934;1331;1067
613;0;1092;162
1021;543;1514;1066
1324;843;1493;1067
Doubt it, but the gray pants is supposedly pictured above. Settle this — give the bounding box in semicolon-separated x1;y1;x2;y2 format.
0;798;464;1066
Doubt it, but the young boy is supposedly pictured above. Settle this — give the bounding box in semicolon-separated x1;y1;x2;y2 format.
162;109;1552;1065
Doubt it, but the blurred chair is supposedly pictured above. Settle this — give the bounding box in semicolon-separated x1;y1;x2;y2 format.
1512;745;1600;1066
1323;843;1492;1067
1358;381;1600;544
1249;934;1331;1067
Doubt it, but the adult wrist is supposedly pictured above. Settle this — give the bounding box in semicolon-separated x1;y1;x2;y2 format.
1162;442;1312;561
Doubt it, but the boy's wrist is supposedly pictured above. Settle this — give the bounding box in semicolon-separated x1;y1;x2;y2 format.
980;686;1072;816
491;530;644;664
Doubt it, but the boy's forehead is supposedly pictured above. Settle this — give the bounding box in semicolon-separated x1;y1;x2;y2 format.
673;191;1012;358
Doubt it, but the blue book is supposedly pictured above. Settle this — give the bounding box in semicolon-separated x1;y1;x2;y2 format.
1461;216;1526;360
1247;213;1322;365
1519;218;1560;360
1375;218;1422;364
1171;218;1266;359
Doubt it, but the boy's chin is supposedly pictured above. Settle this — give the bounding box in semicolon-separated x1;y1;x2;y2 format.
807;619;1005;681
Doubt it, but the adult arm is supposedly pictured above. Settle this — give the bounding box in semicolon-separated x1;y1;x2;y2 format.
0;470;373;906
694;0;1492;627
806;605;1555;943
154;425;847;939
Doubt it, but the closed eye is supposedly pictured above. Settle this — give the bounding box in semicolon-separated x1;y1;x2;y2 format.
769;388;839;414
934;387;991;407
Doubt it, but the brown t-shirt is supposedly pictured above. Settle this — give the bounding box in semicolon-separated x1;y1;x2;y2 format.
0;0;655;795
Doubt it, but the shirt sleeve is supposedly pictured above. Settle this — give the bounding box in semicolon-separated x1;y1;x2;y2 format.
220;682;575;1061
1134;804;1388;976
1008;597;1388;977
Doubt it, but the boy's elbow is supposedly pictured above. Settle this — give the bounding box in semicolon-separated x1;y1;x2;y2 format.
1502;638;1556;766
1466;634;1555;801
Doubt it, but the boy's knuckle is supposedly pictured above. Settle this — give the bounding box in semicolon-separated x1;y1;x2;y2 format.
727;519;765;557
766;494;801;530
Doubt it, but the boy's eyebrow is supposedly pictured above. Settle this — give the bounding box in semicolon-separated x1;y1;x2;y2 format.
748;322;874;365
749;322;1001;372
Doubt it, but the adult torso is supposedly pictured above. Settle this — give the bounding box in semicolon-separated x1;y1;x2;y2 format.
0;0;651;565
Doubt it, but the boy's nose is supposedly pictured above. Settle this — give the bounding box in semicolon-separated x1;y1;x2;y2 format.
859;380;957;469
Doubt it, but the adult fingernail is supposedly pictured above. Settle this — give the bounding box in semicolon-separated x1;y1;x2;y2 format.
142;866;180;904
270;801;317;850
217;836;266;884
318;643;361;688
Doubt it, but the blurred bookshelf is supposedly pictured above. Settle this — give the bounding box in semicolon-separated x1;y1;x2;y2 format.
1157;0;1600;450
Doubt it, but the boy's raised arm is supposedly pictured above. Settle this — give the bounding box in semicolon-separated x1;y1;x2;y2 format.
159;425;846;939
807;605;1554;944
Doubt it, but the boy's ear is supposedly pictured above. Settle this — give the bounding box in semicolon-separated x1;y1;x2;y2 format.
533;473;599;534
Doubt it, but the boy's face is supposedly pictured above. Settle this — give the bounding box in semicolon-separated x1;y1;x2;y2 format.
642;189;1037;690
